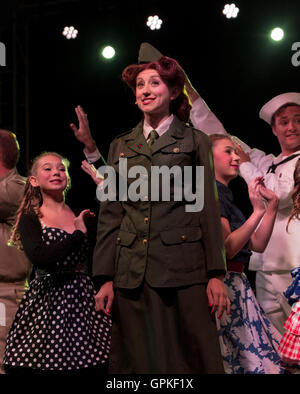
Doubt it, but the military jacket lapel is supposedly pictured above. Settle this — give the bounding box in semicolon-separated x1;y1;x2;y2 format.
125;122;152;159
118;117;190;164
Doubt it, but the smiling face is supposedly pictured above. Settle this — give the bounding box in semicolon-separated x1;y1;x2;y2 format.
272;105;300;156
135;68;178;123
212;138;240;185
29;154;69;195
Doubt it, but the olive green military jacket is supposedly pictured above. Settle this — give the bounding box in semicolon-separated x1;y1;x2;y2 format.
93;116;226;289
0;169;30;283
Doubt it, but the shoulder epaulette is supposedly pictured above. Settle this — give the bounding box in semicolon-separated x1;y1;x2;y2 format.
185;121;202;133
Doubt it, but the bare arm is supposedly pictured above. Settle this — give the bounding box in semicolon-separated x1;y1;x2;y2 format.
221;178;279;258
221;178;266;259
222;212;264;259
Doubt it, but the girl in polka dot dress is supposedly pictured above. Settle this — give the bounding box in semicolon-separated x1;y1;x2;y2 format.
3;152;111;375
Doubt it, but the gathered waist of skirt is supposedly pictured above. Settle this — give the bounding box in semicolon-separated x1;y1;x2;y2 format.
35;268;88;278
227;261;245;273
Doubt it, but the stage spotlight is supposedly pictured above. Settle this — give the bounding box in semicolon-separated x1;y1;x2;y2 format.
62;26;78;39
271;27;284;41
222;4;239;18
101;46;116;60
146;15;163;30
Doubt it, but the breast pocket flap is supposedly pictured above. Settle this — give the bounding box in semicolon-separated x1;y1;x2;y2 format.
117;230;137;246
160;227;202;245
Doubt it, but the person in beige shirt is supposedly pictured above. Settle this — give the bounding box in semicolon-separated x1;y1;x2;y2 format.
0;129;30;373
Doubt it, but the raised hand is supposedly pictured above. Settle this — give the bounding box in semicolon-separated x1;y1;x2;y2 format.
248;177;266;213
74;209;96;234
70;106;96;153
258;182;279;205
81;160;104;185
233;142;250;164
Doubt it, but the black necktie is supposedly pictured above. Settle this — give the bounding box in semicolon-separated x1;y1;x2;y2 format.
147;130;159;149
266;153;300;174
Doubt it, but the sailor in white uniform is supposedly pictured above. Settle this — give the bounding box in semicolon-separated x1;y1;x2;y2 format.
190;90;300;334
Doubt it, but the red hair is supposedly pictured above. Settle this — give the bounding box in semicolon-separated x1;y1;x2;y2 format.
122;56;191;122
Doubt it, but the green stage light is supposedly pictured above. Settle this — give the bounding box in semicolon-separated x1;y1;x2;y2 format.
101;46;116;59
271;27;284;41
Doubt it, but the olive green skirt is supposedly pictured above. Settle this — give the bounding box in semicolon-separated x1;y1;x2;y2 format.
108;281;224;374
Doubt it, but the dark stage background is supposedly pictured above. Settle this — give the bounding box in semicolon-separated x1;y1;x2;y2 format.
0;0;299;239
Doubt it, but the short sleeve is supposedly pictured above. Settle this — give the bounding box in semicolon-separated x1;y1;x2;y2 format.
217;188;229;220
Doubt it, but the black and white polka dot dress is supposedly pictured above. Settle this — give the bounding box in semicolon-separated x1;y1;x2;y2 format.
4;226;111;371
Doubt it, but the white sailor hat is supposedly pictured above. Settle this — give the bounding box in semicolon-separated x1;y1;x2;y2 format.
259;92;300;125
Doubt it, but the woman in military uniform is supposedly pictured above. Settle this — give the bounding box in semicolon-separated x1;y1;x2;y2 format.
92;56;229;373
